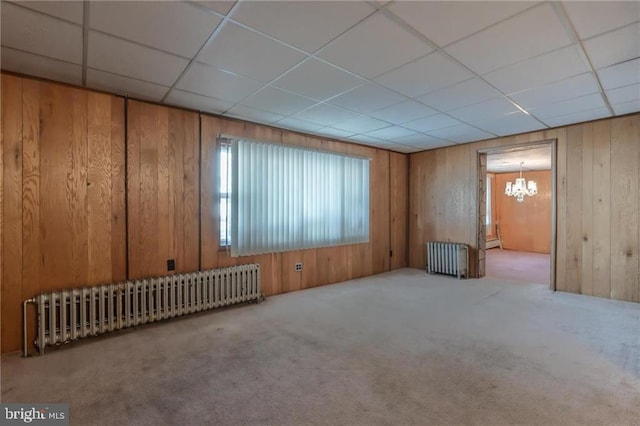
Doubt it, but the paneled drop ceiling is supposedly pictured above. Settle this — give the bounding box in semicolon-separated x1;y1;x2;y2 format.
1;1;639;153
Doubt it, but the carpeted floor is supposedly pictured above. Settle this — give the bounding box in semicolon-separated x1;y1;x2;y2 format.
485;248;551;285
2;269;639;425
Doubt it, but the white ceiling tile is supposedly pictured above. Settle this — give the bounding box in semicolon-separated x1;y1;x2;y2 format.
332;115;390;133
328;84;406;114
597;58;640;90
364;126;418;141
387;1;538;47
511;73;600;109
165;89;234;114
483;45;589;95
315;127;356;139
448;98;519;123
1;2;82;63
445;3;572;74
89;1;220;57
606;83;640;105
230;1;375;53
531;93;606;120
176;62;264;103
86;69;169;102
318;12;432;78
402;114;463;133
543;106;611;128
369;100;438;124
272;59;365;101
88;31;188;86
193;1;236;16
426;123;495;143
241;86;316;116
563;1;640;39
347;134;386;145
612;99;640;115
274;117;324;133
396;134;454;149
476;112;545;136
400;135;454;150
9;0;83;24
487;146;553;173
198;22;306;82
292;103;359;126
384;143;420;154
417;78;498;112
1;47;82;85
375;51;473;97
583;22;640;70
225;104;286;125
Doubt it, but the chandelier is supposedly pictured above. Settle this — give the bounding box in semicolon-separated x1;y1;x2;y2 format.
505;162;537;203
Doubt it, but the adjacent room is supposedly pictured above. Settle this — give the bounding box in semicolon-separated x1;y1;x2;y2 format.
2;1;639;425
484;146;553;286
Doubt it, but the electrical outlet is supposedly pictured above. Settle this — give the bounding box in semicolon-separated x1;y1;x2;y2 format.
167;259;176;271
295;262;303;272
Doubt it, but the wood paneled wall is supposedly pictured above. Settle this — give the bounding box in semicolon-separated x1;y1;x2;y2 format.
127;101;199;278
199;115;405;297
1;74;408;353
409;114;640;302
1;74;126;353
495;170;551;253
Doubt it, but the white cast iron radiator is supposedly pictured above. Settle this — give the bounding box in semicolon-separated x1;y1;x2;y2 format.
23;264;262;356
426;242;469;279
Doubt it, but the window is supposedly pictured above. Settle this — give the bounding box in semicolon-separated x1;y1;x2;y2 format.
219;142;231;247
219;136;369;256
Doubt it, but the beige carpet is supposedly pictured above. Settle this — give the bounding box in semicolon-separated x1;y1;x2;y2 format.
485;248;551;285
2;269;639;425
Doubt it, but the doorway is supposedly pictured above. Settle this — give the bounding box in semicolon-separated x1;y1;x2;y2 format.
477;141;556;289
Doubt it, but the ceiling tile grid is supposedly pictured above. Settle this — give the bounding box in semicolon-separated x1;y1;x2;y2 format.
197;21;307;83
89;1;221;58
444;3;573;75
375;51;473;98
86;68;169;102
1;0;639;154
582;22;640;70
317;12;433;79
1;46;82;85
87;31;189;87
1;2;82;64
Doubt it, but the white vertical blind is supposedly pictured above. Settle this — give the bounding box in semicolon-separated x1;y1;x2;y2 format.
227;137;369;257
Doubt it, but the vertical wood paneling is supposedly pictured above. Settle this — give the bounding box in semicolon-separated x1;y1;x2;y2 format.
390;152;408;270
2;74;24;351
371;149;391;274
553;128;568;292
2;76;126;353
40;83;74;288
23;79;41;349
610;116;639;302
87;92;113;284
591;120;611;298
565;125;583;294
581;123;594;296
110;97;127;283
127;101;199;279
409;114;640;302
71;88;89;287
199;115;398;298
